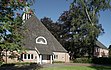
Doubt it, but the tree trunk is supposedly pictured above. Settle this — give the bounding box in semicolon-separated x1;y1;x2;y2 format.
6;50;7;64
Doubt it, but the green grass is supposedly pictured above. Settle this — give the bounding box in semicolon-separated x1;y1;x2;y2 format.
40;66;111;70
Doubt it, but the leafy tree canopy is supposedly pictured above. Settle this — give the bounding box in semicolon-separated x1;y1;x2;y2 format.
59;0;111;59
0;0;34;61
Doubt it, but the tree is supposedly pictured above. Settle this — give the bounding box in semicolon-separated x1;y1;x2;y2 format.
59;0;111;59
41;17;63;43
0;0;34;62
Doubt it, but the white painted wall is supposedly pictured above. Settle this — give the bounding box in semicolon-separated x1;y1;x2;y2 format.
94;47;109;57
53;52;70;62
22;50;40;63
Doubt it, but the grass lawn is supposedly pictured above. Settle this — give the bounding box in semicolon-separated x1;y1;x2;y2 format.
40;66;111;70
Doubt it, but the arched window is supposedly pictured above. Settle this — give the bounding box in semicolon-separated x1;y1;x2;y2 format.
36;36;47;45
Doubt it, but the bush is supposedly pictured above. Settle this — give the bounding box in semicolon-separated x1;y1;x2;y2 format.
15;62;31;66
73;57;111;64
0;63;42;70
92;57;111;65
73;58;92;63
0;61;3;66
53;61;65;63
0;63;15;67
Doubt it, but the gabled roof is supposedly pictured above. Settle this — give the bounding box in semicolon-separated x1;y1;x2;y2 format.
22;15;67;55
96;40;108;49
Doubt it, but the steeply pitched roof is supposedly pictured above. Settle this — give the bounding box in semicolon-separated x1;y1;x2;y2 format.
22;15;67;55
96;41;108;49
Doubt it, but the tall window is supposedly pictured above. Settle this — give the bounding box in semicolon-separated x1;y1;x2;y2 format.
31;54;33;59
28;54;30;59
24;54;27;59
21;54;23;59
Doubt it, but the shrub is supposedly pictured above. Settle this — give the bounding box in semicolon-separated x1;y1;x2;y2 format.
15;62;31;66
53;61;65;63
0;63;15;67
73;58;92;63
0;63;42;70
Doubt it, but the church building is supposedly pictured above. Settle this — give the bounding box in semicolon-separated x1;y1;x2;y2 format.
20;13;70;64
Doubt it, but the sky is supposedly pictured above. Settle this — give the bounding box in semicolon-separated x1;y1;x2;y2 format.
32;0;111;48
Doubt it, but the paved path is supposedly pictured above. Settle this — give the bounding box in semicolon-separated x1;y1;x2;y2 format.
42;63;103;68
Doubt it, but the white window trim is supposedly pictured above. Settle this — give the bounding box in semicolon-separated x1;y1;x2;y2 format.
22;54;33;60
36;36;47;45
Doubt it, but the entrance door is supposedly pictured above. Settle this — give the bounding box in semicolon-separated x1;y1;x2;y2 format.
42;55;50;64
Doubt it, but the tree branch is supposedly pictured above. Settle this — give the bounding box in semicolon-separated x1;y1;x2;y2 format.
80;0;94;26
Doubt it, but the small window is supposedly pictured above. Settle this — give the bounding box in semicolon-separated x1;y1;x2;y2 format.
28;54;30;59
24;54;27;59
38;38;45;43
31;54;33;59
35;56;37;59
54;55;58;59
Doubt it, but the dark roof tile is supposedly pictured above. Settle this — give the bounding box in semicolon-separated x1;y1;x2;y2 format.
96;40;108;49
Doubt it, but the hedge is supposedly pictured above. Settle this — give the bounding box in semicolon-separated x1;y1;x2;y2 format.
92;57;111;65
73;58;92;63
73;57;111;65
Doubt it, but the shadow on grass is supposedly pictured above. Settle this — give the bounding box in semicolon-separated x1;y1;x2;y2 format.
88;57;111;70
88;64;111;70
0;63;42;70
